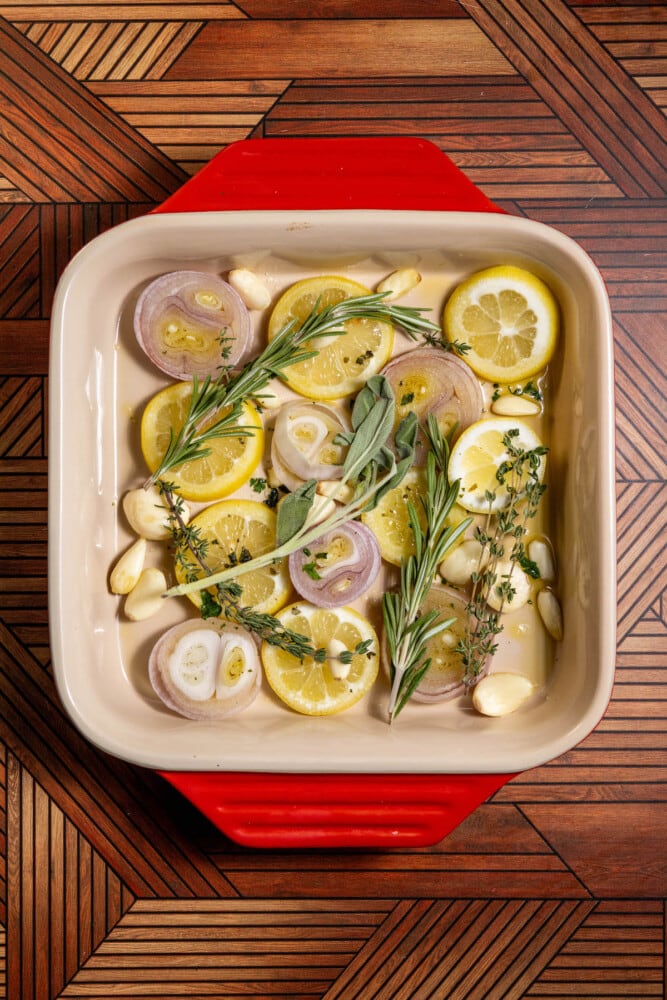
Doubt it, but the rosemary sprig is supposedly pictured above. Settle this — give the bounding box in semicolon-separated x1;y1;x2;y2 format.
457;429;548;684
164;376;418;602
382;415;471;722
147;291;440;488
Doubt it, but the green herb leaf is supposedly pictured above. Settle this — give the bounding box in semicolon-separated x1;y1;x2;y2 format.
275;479;318;547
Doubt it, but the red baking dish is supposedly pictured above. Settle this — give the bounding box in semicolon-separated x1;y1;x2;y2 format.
49;138;616;848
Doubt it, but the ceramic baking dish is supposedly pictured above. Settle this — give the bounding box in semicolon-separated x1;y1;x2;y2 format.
49;138;615;847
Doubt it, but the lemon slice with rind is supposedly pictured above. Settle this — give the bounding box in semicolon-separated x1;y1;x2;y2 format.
267;275;394;400
448;417;547;513
174;499;291;615
141;381;263;502
444;265;558;383
261;602;379;716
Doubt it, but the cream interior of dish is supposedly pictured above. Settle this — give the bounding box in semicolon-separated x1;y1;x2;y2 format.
118;258;553;711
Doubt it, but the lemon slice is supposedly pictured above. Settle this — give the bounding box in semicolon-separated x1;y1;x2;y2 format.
443;265;558;383
174;499;291;614
261;602;379;715
448;417;546;513
361;469;427;566
267;275;394;400
141;382;263;501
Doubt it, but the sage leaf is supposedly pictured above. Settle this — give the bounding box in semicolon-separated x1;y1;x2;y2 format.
276;479;317;547
342;376;395;481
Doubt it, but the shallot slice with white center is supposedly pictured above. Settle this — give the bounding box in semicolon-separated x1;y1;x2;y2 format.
134;270;251;380
381;347;483;442
148;619;261;720
273;401;348;483
288;521;381;608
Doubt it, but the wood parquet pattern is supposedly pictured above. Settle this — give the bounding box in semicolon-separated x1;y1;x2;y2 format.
0;1;665;996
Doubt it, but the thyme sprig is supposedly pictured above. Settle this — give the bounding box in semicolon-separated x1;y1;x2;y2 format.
458;429;548;684
382;415;471;722
146;291;440;488
159;481;335;661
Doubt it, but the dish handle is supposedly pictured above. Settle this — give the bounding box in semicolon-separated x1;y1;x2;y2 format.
163;770;513;849
156;135;504;213
156;136;511;848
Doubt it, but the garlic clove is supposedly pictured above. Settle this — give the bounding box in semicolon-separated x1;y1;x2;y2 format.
317;479;355;504
528;538;556;582
122;485;187;541
491;394;541;417
486;560;532;612
109;537;147;594
124;568;167;621
228;268;271;310
439;538;486;586
537;588;563;640
327;638;351;680
472;672;534;717
376;268;421;302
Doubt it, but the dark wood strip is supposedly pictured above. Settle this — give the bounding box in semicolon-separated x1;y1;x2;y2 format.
579;5;667;25
238;0;466;15
0;621;237;900
0;18;186;202
462;0;667;195
224;869;586;898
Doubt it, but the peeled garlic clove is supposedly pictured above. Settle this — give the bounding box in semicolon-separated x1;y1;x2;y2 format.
110;537;147;594
486;560;532;612
528;538;556;582
124;568;167;621
306;494;337;528
228;269;271;310
327;638;351;680
123;485;186;541
376;268;421;302
317;479;355;504
537;589;563;640
472;672;534;717
439;538;487;586
491;394;541;417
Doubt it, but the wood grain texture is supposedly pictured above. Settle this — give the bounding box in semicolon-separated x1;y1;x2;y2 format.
0;1;665;996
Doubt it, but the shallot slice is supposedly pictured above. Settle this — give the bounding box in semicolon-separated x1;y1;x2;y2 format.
148;619;261;720
385;584;489;703
288;521;381;608
381;347;483;442
134;270;251;380
273;401;348;483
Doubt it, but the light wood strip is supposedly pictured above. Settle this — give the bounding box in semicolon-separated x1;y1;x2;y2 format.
164;21;515;79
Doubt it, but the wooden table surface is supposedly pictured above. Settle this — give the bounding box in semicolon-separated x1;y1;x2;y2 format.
1;1;666;997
